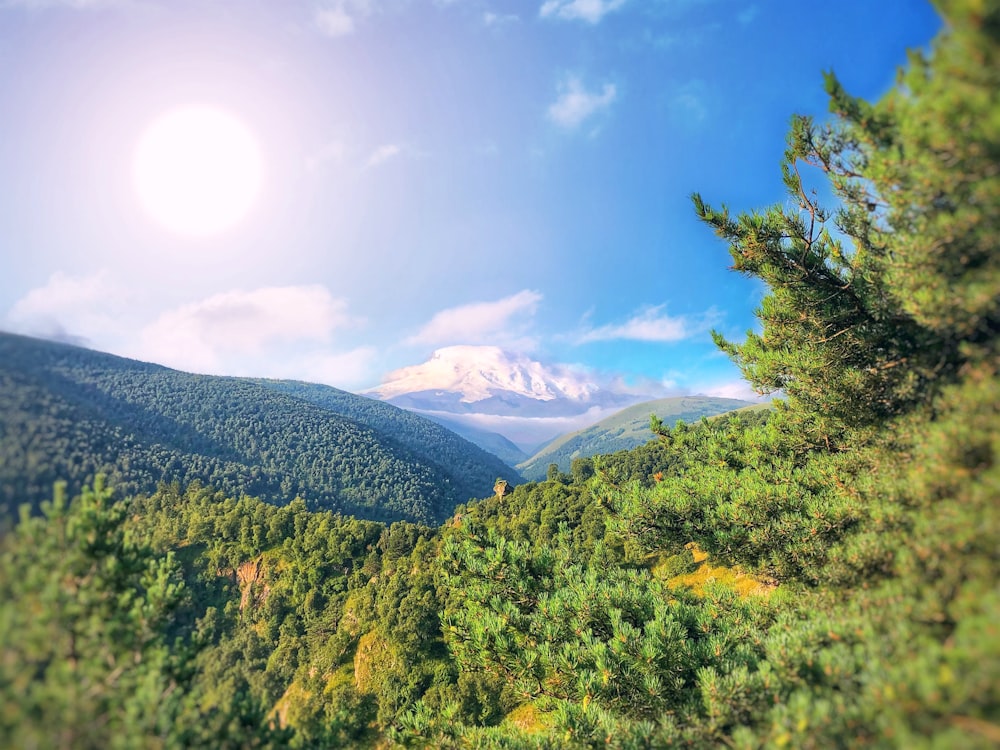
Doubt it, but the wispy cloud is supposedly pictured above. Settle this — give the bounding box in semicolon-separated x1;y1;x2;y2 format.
365;143;403;168
547;75;617;129
575;305;720;343
273;347;379;390
406;290;542;347
5;275;377;387
699;378;765;401
738;4;758;25
539;0;626;24
313;0;374;38
670;80;709;125
136;285;360;374
4;270;130;346
483;10;519;27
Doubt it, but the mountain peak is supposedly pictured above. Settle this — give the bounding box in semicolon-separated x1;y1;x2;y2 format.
364;346;650;449
367;346;601;404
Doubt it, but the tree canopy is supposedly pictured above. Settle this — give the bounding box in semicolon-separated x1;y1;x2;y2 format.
1;1;996;746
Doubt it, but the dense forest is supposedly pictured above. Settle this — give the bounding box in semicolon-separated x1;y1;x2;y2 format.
0;333;520;525
1;1;997;747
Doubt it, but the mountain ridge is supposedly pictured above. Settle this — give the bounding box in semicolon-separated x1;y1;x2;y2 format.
0;331;519;524
365;345;653;449
517;395;755;480
365;345;603;404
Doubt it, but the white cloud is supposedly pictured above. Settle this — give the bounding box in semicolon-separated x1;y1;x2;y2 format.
4;270;131;346
539;0;625;24
671;80;709;125
576;305;720;343
484;11;519;26
136;285;359;374
273;347;379;390
5;274;378;389
699;379;766;402
604;372;684;398
365;143;402;168
406;290;542;347
435;406;625;450
314;0;374;38
547;75;617;130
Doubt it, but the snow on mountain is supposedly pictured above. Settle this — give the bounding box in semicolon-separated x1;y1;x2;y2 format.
367;346;602;405
364;346;651;451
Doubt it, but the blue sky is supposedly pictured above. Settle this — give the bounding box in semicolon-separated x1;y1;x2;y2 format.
0;0;941;399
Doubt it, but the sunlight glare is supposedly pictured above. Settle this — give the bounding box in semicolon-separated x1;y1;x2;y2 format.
133;106;263;238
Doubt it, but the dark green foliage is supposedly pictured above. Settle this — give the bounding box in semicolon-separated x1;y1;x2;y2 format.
449;474;618;563
252;378;522;505
128;483;389;746
0;478;187;748
604;408;879;582
440;526;765;715
420;414;530;467
0;332;519;525
695;1;998;446
604;2;1000;745
0;479;287;749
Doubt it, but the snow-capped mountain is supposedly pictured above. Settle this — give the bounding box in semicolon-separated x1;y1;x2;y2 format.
368;346;599;404
364;346;649;450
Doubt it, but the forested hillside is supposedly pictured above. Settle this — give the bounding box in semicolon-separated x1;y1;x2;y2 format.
0;332;519;525
0;2;996;747
517;396;754;480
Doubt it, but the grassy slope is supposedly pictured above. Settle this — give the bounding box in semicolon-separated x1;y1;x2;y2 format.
517;396;754;480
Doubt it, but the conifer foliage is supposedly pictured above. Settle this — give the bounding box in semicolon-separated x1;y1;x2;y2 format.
0;479;184;748
0;2;996;747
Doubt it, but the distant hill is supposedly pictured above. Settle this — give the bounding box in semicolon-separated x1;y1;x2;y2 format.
517;396;754;480
0;332;519;525
249;378;528;479
412;413;529;467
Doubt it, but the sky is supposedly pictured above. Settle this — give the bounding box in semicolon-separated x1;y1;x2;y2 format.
0;0;942;400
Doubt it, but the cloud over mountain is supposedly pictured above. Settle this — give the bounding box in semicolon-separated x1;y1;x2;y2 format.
365;345;650;448
575;305;721;343
405;291;542;349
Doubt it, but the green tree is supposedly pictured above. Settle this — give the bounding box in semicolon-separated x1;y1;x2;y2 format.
0;478;189;749
695;0;998;444
606;2;1000;746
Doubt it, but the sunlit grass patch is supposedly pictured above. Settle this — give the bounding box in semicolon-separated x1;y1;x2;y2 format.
657;543;775;598
503;702;554;735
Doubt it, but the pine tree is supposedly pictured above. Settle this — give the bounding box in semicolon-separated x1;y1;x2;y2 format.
0;479;189;749
695;0;998;443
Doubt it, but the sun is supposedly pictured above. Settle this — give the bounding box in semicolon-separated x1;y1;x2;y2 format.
133;106;263;238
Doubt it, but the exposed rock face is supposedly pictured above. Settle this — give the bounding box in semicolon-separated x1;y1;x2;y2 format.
236;558;270;612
